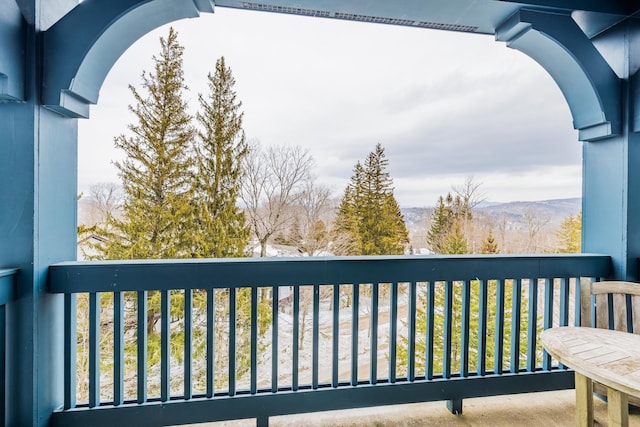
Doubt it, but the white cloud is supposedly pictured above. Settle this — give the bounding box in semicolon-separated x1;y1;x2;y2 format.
78;7;582;206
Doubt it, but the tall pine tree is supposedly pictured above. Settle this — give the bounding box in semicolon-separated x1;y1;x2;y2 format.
101;27;194;260
334;143;408;255
191;56;250;258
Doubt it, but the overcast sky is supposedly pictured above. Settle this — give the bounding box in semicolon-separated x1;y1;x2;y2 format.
78;7;581;207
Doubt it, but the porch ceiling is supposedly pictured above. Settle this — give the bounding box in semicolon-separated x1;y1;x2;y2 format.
213;0;632;36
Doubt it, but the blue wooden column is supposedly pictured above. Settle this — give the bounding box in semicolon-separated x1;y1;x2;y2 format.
580;22;640;281
1;1;78;426
0;0;213;425
497;9;640;280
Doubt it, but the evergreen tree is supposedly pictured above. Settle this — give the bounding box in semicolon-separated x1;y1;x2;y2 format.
556;211;581;253
427;192;469;254
334;144;409;255
481;229;499;254
192;56;250;258
99;27;194;260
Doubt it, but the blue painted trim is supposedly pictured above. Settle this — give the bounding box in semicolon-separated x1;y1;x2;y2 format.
370;283;379;384
312;284;319;389
89;293;100;408
542;279;553;370
425;282;435;380
443;281;453;379
477;280;488;376
50;255;611;293
0;269;17;306
407;282;417;382
460;280;470;378
526;279;539;372
493;280;505;375
574;278;582;326
271;286;278;393
389;282;398;383
0;4;25;101
332;284;339;388
63;293;77;410
229;288;236;396
206;289;214;398
496;9;620;141
626;294;634;333
137;291;147;403
50;370;575;427
351;284;359;386
160;290;170;401
250;287;258;395
559;278;569;327
114;292;124;405
292;286;300;391
184;289;192;400
509;280;522;374
42;0;214;117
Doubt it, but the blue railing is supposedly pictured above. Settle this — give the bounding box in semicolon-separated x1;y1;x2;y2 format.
49;254;610;427
0;268;17;425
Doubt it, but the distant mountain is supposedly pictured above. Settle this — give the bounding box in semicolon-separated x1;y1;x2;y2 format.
475;197;581;228
401;197;581;233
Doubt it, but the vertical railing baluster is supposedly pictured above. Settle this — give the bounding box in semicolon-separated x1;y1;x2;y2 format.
510;279;522;374
559;278;569;327
408;282;417;382
64;293;77;409
332;284;339;388
137;291;147;403
272;286;279;393
114;291;124;405
460;280;470;378
543;279;553;370
0;304;4;422
312;284;320;389
229;288;236;396
206;289;214;398
351;283;359;386
526;278;539;372
184;289;192;400
293;286;300;391
626;294;634;333
370;283;379;384
574;278;581;327
89;292;100;408
558;279;569;369
250;287;258;395
389;282;398;383
607;293;615;330
161;290;170;401
494;280;504;375
443;281;453;379
426;282;435;380
477;280;487;376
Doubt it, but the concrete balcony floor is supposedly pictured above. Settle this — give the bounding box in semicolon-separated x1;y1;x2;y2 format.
198;389;640;426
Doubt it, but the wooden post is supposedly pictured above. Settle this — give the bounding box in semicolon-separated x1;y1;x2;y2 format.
575;372;593;427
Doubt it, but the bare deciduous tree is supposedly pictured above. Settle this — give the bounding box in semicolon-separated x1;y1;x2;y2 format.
241;141;313;257
295;180;334;256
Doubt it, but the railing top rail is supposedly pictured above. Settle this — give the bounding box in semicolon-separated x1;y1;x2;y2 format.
49;254;610;293
0;268;18;305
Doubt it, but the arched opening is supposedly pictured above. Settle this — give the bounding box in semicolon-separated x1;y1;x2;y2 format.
78;7;582;256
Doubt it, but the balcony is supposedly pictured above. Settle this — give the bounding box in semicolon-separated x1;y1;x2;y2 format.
39;254;612;426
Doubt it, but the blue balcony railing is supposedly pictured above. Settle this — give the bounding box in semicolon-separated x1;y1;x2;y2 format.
0;268;17;426
49;254;610;427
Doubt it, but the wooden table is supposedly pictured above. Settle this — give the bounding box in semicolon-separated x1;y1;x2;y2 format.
541;326;640;427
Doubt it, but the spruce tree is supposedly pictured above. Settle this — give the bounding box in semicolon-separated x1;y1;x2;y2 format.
334;143;408;255
101;27;194;260
192;56;250;258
